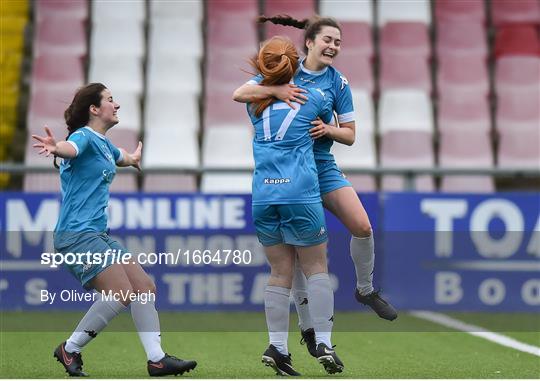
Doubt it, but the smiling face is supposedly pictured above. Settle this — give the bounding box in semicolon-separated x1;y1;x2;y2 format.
92;89;120;128
306;26;341;69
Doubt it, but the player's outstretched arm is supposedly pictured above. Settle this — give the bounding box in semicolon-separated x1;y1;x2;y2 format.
233;83;308;109
118;141;142;171
32;126;77;158
310;119;355;146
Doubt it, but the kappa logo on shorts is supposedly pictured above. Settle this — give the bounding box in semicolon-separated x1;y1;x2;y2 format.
82;262;92;272
317;226;326;237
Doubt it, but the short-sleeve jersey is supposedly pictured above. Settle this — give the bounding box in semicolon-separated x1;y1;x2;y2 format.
247;59;355;162
248;86;334;205
55;127;123;234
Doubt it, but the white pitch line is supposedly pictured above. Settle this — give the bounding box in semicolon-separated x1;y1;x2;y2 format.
411;310;540;357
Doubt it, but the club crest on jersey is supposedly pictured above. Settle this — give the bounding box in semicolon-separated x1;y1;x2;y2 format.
339;75;348;90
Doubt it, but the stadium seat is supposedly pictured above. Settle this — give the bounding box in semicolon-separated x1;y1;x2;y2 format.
150;0;203;21
31;55;85;94
207;0;258;19
35;0;88;21
319;0;373;23
107;128;139;151
377;0;431;26
109;173;138;193
492;0;540;27
438;95;491;133
147;55;201;95
495;56;540;93
437;55;489;99
202;127;253;169
143;129;199;169
108;92;141;132
206;51;255;92
205;90;252;129
26;89;75;135
88;56;144;96
496;88;540;132
344;174;377;192
143;174;197;193
440;176;495;193
439;130;493;168
34;18;86;57
379;52;431;92
498;128;540;168
201;173;252;194
339;21;373;58
494;25;540;58
23;174;61;192
436;21;487;59
332;53;373;93
434;0;485;24
380;22;430;58
379;90;433;133
91;0;146;23
144;91;199;133
149;19;203;59
351;90;375;132
90;21;145;59
380;131;434;191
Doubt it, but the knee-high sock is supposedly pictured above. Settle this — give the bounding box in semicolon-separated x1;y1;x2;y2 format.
264;286;291;355
307;273;334;347
351;235;375;295
65;298;126;353
131;299;166;362
292;260;313;331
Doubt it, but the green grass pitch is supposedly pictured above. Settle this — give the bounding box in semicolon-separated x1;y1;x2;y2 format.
1;311;538;378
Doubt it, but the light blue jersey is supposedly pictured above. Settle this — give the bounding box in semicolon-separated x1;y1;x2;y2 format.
248;59;355;162
54;127;123;237
248;86;334;205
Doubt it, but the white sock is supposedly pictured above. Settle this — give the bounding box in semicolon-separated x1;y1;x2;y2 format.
351;235;375;295
264;286;291;355
130;298;166;362
65;298;126;353
292;260;313;331
307;273;334;347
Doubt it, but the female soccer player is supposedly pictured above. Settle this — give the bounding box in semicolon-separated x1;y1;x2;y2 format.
233;14;398;357
32;83;197;377
247;36;343;376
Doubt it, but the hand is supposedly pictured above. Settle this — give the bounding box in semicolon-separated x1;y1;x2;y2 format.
32;126;58;157
273;84;308;109
131;141;142;171
309;118;333;139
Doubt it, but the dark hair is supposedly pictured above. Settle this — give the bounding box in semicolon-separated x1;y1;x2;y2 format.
53;83;107;168
249;36;299;116
257;14;341;54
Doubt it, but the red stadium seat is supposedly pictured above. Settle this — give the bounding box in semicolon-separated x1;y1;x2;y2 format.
24;174;61;192
207;0;258;19
205;89;252;129
498;128;540;168
34;18;86;57
380;52;431;92
380;131;435;191
436;21;487;59
439;131;493;168
332;53;373;93
31;55;84;94
496;88;540;131
27;89;74;135
206;51;256;92
380;22;430;59
347;175;377;192
35;0;88;21
495;56;540;93
438;95;490;133
339;21;373;58
144;175;197;192
440;176;495;193
492;0;540;27
494;25;540;58
435;0;485;24
207;0;258;52
437;55;489;100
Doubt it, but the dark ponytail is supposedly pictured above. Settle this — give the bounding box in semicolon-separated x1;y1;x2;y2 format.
257;14;341;54
53;82;107;168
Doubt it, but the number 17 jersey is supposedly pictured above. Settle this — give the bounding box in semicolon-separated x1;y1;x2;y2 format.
247;86;334;206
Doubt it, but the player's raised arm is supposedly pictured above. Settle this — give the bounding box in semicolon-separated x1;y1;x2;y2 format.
117;141;142;171
32;126;77;158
